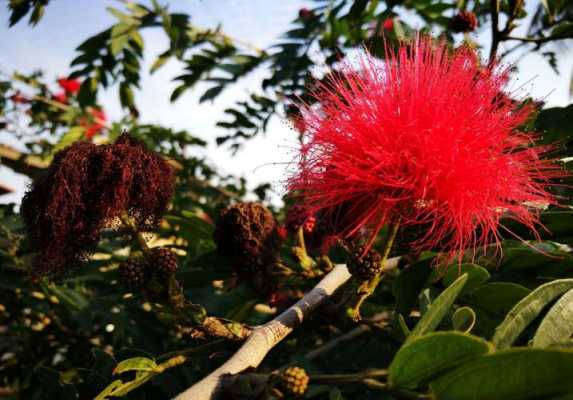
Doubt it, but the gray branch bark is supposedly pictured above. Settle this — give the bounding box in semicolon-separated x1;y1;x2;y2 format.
175;257;400;400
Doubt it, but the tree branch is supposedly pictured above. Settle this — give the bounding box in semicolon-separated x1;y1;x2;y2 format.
174;258;400;400
489;0;501;64
0;143;48;177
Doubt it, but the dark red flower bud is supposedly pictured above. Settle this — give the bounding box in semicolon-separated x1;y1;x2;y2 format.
299;7;314;21
346;244;383;280
148;247;178;279
449;11;478;33
214;202;280;277
285;205;315;235
119;258;149;289
10;92;29;104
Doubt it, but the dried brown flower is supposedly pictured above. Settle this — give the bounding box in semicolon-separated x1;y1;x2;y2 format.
21;133;175;277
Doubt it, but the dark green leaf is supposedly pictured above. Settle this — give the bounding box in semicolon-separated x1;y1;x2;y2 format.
431;348;573;400
406;273;468;343
492;279;573;349
442;264;490;293
533;288;573;347
389;331;491;389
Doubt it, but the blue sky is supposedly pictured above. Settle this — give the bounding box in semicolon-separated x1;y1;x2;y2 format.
1;0;572;204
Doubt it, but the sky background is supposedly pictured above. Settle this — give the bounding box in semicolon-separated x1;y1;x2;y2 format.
1;0;572;205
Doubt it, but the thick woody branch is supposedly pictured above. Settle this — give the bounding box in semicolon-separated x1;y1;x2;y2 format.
0;143;47;177
175;258;400;400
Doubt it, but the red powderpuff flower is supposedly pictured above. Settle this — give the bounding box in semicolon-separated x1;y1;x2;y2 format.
288;37;564;260
81;108;107;139
383;18;394;31
52;91;68;104
57;77;81;94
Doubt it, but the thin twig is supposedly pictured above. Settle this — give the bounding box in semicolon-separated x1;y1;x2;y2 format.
489;0;501;64
305;311;390;360
310;369;388;384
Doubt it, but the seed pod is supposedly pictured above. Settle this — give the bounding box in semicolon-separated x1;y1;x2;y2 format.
148;247;178;279
279;366;309;397
119;259;149;289
347;244;383;281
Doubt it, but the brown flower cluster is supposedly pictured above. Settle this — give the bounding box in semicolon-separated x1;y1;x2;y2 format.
22;133;175;277
214;202;281;278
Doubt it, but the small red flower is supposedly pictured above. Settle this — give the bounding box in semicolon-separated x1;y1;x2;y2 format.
52;91;68;104
285;204;316;235
81;108;107;139
277;225;288;240
383;18;394;31
10;91;29;104
288;37;564;260
57;77;81;94
450;11;478;33
299;7;314;21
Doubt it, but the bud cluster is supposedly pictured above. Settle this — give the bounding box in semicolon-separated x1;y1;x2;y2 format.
119;247;178;290
346;244;383;281
214;202;281;278
279;366;309;397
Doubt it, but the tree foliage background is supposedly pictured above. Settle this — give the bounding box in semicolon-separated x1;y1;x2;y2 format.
1;0;573;399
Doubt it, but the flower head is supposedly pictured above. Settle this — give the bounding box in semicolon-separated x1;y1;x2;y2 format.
449;11;478;33
22;133;175;276
288;37;563;260
383;18;394;31
80;107;107;139
57;77;81;94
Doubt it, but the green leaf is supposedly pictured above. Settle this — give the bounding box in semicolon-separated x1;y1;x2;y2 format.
533;288;573;347
106;7;138;24
119;82;134;109
150;53;171;74
431;348;573;400
393;257;433;315
452;306;477;333
44;282;89;311
329;387;345;400
167;211;213;240
29;3;45;25
95;373;154;400
551;21;573;38
492;279;573;349
535;105;573;145
77;77;97;106
87;349;116;391
389;331;491;389
345;0;368;20
442;264;490;293
406;273;468;343
113;357;159;375
110;23;132;56
199;85;224;103
467;282;530;316
501;241;567;271
52;126;85;154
